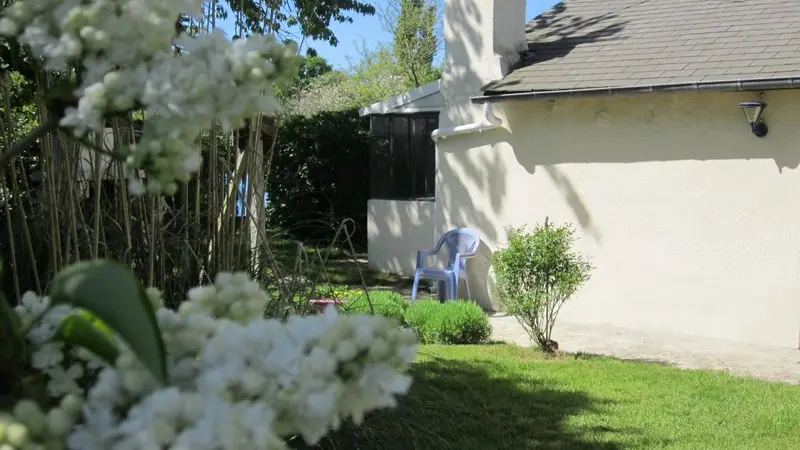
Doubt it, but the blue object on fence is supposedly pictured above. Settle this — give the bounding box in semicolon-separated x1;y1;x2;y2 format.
411;228;481;302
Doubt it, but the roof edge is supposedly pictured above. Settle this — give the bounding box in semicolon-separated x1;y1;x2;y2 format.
472;76;800;104
359;79;441;116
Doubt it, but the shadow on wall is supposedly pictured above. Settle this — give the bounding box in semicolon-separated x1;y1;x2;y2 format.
369;0;508;303
438;120;512;310
365;125;510;306
497;91;800;247
504;92;800;171
440;0;485;101
543;165;602;244
366;200;435;277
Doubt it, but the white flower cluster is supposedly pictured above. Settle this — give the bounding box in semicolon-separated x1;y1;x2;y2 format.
9;272;417;450
0;395;83;450
0;0;299;195
14;292;104;399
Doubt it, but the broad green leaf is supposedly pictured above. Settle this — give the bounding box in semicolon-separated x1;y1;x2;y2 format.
53;313;119;366
49;260;166;383
76;309;114;336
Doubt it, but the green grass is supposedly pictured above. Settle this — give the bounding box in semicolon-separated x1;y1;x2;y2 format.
311;344;800;450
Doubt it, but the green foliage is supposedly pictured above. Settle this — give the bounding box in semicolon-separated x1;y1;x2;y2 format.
308;283;360;301
347;45;408;103
53;313;119;366
49;259;166;383
224;0;375;46
297;51;334;80
343;290;408;325
492;221;593;352
1;72;38;139
391;0;439;88
266;110;369;246
277;50;334;103
284;45;407;116
404;300;491;345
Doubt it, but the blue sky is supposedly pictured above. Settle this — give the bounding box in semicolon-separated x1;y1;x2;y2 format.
219;0;559;70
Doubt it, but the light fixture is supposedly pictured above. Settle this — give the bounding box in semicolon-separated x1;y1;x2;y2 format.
738;101;768;138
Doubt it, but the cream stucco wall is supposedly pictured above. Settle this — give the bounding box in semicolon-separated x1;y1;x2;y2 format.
441;0;526;104
367;0;800;348
437;89;800;348
367;200;436;277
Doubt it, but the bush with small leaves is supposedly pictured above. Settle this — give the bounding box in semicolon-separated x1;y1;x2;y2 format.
343;290;408;325
404;300;491;345
492;221;593;352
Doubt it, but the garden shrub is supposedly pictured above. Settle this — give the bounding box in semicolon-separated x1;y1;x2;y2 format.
492;220;593;352
343;289;408;325
308;283;360;301
404;300;491;345
266;109;370;248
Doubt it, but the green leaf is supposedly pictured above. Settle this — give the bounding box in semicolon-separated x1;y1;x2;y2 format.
76;309;114;335
49;259;166;383
53;313;119;366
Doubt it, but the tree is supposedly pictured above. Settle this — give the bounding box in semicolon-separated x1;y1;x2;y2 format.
225;0;375;46
276;49;333;102
383;0;441;88
284;45;407;117
297;49;333;80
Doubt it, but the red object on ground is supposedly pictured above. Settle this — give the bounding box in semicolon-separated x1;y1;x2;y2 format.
309;298;343;314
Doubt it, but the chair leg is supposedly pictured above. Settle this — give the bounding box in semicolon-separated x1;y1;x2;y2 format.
447;276;457;301
464;275;471;300
411;273;420;302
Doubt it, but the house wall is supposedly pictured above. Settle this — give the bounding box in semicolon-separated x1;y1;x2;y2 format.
367;200;436;276
404;91;444;110
78;128;121;182
437;88;800;348
441;0;526;104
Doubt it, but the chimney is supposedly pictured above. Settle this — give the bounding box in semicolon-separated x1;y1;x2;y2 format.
442;0;527;101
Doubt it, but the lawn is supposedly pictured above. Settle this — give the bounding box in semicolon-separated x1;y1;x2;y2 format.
310;344;800;450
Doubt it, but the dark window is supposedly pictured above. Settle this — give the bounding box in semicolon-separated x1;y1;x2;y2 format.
369;113;438;201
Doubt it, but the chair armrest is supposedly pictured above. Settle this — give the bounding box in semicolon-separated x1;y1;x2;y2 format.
416;248;436;268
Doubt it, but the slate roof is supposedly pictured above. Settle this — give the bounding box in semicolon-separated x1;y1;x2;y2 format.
483;0;800;94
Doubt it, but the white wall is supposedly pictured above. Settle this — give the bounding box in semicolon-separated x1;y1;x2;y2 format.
78;128;122;182
437;89;800;348
441;0;526;103
367;200;436;277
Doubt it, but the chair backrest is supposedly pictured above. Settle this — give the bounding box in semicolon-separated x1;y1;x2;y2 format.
439;228;481;269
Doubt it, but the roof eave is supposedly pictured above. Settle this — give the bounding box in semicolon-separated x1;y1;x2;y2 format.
358;79;442;117
471;76;800;104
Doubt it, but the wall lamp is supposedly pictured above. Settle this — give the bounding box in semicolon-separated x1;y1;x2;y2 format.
738;101;768;138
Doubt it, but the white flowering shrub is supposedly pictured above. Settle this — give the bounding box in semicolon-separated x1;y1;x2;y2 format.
0;0;299;195
0;0;418;447
1;270;416;449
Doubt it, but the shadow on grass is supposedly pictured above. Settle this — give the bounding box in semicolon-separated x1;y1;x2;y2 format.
299;357;633;450
572;352;675;368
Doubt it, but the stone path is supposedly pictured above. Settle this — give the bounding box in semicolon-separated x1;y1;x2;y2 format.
489;314;800;384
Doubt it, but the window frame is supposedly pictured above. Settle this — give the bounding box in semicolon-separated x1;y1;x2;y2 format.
369;112;439;202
